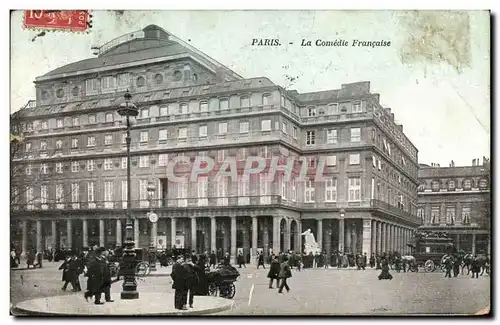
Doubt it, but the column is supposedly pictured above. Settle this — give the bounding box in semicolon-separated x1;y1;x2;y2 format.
116;219;122;247
230;216;237;263
134;219;140;249
251;216;258;258
324;221;332;262
362;219;372;256
487;236;491;256
351;221;358;253
51;220;58;250
191;217;197;252
345;221;352;252
381;223;386;252
67;219;73;249
82;219;88;248
455;234;460;250
370;220;376;256
317;219;323;252
171;218;177;249
210;217;216;252
263;219;269;258
36;220;42;253
297;220;302;254
99;219;105;247
395;226;399;252
399;227;402;253
389;225;393;251
21;220;28;254
284;219;291;252
272;216;280;255
243;221;250;261
151;221;158;248
376;222;382;253
472;233;476;255
338;218;345;252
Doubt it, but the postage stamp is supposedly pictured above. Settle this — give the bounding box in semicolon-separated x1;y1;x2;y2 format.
23;10;91;32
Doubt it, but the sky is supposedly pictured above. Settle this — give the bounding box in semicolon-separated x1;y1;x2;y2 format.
10;10;490;167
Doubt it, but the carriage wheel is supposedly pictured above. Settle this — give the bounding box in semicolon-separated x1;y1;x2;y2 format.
226;283;236;299
208;283;218;297
135;261;149;277
424;260;435;272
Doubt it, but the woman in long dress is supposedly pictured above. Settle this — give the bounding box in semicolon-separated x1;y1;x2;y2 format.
378;257;393;280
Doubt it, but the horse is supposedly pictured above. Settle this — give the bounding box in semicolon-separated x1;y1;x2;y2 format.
462;254;489;276
461;254;474;274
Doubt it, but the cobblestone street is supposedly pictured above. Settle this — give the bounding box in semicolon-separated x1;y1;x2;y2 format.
10;262;490;315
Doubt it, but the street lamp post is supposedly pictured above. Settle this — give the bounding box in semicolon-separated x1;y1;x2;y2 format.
147;182;157;272
117;90;139;300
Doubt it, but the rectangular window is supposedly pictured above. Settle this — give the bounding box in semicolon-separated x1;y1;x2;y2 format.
121;180;127;204
262;146;270;158
178;127;187;139
304;180;315;203
71;183;79;203
216;177;228;206
55;162;63;174
104;134;113;145
262;94;271;106
55;140;62;149
261;120;271;131
306;131;316;145
431;207;440;224
139;156;149;168
117;73;129;86
41;121;48;130
199;125;208;137
101;76;116;89
56;184;64;204
87;136;96;147
56;119;63;128
71;161;79;172
218;122;227;134
372;156;377;168
352;101;362;113
217;149;226;162
199;102;208;112
325;178;337;202
349;154;360;165
87;181;95;203
159;105;169;116
26;186;33;207
71;138;79;148
198;176;208;206
40;140;47;151
140;131;148;142
140;108;150;119
88;115;96;124
139;180;149;207
158;154;168;167
121;157;127;169
25;142;31;152
25;164;32;175
87;160;95;171
238;176;249;205
307;156;316;168
104;158;113;170
327;129;338;144
104;181;114;202
237;148;246;161
156;129;167;141
121;133;127;144
329;103;339;114
446;207;456;224
281;174;287;200
282;121;287;134
307;107;316;117
72;117;79;127
259;174;270;204
348;177;361;202
293;126;297;139
219;99;229;110
326;155;337;167
40;163;48;174
105;113;114;123
40;185;48;205
239;121;249;133
291;177;297;202
240;96;250;108
461;206;471;224
350;127;361;142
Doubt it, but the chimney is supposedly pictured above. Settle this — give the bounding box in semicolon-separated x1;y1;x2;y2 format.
390;113;395;122
472;159;476;166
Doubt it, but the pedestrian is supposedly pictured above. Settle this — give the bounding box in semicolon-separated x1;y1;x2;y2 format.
209;250;216;269
84;247;105;304
26;250;35;269
267;255;281;289
183;255;199;309
100;250;114;302
171;256;188;310
278;256;292;294
257;252;265;269
35;251;43;268
471;256;480;279
59;256;73;291
378;257;393;280
369;253;375;268
10;248;18;268
443;255;453;278
237;252;246;268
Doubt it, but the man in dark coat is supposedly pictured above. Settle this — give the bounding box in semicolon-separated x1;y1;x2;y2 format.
471;256;481;279
257;252;265;269
369;253;375;268
209;251;217;268
237;252;246;268
59;256;74;291
222;253;230;266
183;256;199;308
100;250;114;302
171;256;188;310
278;256;292;294
267;255;281;289
84;248;105;304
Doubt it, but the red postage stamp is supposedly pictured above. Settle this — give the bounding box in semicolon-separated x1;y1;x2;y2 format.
23;10;91;32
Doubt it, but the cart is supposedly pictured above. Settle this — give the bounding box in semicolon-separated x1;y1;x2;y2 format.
407;231;455;272
206;265;240;299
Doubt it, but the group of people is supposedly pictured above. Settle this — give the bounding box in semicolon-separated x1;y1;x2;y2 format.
10;248;43;269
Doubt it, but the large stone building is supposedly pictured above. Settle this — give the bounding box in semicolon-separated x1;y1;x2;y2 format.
10;25;421;262
417;159;491;255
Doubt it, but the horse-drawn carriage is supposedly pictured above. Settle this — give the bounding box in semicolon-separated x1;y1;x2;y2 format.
206;264;240;299
406;231;455;272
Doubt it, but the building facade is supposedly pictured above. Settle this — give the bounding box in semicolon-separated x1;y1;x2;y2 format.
10;25;421;262
417;159;491;255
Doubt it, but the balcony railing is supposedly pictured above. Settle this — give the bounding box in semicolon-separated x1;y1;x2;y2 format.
370;199;420;224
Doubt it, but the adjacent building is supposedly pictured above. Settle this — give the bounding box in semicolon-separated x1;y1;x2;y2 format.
10;25;421;262
417;158;491;255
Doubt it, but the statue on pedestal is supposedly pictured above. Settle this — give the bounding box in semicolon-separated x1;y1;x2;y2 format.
301;229;321;255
